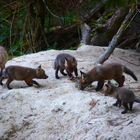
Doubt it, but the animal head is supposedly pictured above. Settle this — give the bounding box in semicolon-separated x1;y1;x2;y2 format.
36;65;48;79
79;71;91;90
65;57;77;71
64;57;77;77
103;81;115;96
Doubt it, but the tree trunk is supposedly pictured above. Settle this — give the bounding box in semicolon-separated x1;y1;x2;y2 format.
81;0;109;22
96;9;135;64
24;0;48;52
80;23;91;44
46;23;81;49
91;7;128;46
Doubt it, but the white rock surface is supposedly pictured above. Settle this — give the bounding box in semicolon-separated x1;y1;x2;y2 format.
0;45;140;140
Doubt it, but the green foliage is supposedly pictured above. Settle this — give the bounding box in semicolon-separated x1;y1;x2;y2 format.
105;0;138;8
48;42;58;50
9;38;24;56
63;12;79;26
90;10;114;29
0;2;27;56
46;12;79;31
105;0;127;8
0;0;138;56
0;16;10;45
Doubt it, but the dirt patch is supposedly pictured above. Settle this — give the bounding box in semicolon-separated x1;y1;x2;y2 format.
0;45;140;140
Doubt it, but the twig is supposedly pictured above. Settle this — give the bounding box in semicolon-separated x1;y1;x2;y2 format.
96;8;134;64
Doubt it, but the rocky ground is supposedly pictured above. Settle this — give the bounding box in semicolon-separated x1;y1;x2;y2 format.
0;45;140;140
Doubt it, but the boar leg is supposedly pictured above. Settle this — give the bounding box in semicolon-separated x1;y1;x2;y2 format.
0;67;5;77
25;80;33;86
115;75;125;87
74;68;78;77
0;69;2;77
55;67;60;79
67;71;74;80
66;69;73;78
119;75;125;87
129;102;134;111
60;68;67;76
32;80;40;87
0;77;4;85
113;99;121;107
6;78;13;89
95;81;104;91
121;102;128;114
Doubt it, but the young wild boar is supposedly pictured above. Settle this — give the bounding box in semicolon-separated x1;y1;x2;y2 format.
104;81;140;114
54;53;78;79
79;62;137;91
0;65;48;89
0;46;8;76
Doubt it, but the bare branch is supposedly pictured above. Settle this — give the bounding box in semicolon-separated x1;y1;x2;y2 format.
95;8;135;64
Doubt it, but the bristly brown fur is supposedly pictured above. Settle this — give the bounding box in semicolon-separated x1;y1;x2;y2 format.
79;62;137;91
54;53;78;79
0;65;48;89
104;81;140;114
